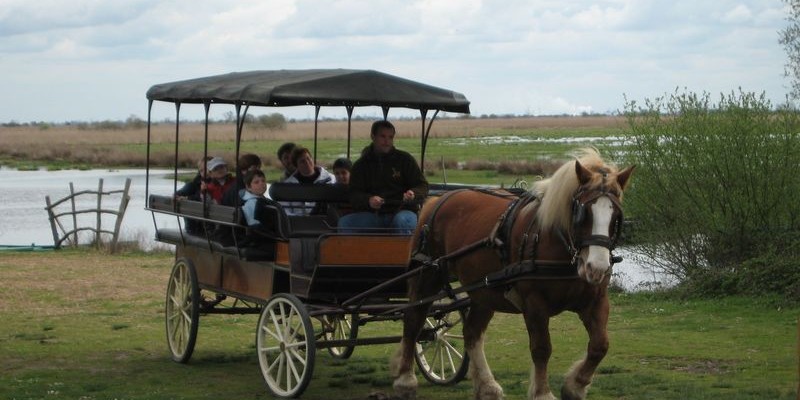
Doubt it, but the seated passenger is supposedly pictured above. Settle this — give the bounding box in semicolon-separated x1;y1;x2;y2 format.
222;153;263;207
277;142;297;182
203;157;235;204
327;157;353;217
241;169;279;244
332;157;351;185
175;156;213;201
175;156;213;234
338;120;427;234
281;146;336;216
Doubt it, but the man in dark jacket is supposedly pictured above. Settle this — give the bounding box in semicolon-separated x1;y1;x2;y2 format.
338;120;428;234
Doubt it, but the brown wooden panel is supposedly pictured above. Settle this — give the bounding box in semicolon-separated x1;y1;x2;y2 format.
318;235;412;266
221;256;274;300
275;241;290;266
177;245;222;287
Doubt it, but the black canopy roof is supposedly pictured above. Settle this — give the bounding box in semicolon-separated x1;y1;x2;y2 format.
146;69;470;114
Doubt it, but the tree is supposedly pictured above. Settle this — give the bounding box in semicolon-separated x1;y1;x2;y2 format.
780;0;800;99
622;90;800;298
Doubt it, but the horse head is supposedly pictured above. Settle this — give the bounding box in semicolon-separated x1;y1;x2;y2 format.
571;160;635;285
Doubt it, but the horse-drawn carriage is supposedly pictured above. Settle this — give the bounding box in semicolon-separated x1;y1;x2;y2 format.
145;69;474;397
145;69;634;399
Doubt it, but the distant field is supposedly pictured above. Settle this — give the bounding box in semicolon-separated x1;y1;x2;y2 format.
0;115;626;144
0;116;628;186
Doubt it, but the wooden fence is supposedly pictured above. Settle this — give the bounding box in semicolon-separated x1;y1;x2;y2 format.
44;178;131;251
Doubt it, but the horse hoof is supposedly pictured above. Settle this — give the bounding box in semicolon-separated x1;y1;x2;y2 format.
532;392;557;400
475;381;504;400
393;386;416;400
393;374;418;400
560;384;587;400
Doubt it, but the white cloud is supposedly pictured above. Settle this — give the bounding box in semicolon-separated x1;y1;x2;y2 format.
0;0;791;122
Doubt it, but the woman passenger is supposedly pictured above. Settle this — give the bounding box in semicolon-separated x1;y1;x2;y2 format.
281;146;336;215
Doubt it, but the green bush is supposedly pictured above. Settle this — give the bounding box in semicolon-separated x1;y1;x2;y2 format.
621;90;800;297
257;113;287;130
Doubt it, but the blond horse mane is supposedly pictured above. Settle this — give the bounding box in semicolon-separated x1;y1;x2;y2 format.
532;148;619;233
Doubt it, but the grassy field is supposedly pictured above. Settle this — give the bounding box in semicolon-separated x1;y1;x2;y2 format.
0;249;797;399
0;116;627;187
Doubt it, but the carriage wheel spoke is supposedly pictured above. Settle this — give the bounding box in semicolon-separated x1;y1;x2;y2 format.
442;339;463;358
286;350;303;384
261;322;282;343
269;308;285;341
443;340;458;373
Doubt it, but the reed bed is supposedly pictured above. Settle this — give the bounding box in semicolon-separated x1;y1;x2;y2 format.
0;116;624;175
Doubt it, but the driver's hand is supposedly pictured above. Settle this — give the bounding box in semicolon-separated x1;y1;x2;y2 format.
402;190;415;202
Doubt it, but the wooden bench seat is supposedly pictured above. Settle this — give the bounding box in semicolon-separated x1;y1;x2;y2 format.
155;228;276;261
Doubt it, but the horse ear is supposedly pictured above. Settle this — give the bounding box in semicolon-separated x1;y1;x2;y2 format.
575;160;593;185
616;165;636;190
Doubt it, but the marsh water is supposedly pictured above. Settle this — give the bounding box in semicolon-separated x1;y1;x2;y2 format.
0;168;670;291
0;167;181;250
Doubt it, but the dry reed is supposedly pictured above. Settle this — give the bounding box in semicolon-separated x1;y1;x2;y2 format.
0;116;624;169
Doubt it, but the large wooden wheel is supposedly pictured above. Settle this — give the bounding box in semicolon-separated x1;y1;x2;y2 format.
165;258;200;363
414;305;469;385
323;313;357;359
256;293;316;398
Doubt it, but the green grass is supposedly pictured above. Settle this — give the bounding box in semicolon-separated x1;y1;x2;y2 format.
138;129;621;165
0;250;797;399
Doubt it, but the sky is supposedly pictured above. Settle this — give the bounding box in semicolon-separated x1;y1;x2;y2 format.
0;0;791;123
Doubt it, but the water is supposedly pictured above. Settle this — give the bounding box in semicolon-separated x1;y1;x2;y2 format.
0;168;670;290
0;167;182;250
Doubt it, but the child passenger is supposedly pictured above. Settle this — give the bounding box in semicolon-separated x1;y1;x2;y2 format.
332;157;352;186
203;157;235;204
239;169;279;249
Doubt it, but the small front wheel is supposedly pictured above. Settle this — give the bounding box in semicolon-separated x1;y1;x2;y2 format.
256;294;315;398
414;306;469;385
323;314;357;359
165;258;200;363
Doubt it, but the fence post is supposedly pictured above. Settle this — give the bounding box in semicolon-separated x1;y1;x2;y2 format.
110;178;131;252
44;196;60;249
95;179;103;248
69;182;78;245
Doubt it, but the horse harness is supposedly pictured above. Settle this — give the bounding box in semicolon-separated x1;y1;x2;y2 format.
411;186;624;288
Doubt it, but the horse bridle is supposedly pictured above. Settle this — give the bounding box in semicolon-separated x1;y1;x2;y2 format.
567;187;625;262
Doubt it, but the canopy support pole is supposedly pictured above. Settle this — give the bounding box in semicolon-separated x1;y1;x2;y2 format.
202;102;210;183
346;105;354;160
145;100;153;202
419;109;439;175
313;105;321;162
172;103;182;209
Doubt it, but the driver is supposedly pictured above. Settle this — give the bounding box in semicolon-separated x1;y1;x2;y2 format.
338;120;428;234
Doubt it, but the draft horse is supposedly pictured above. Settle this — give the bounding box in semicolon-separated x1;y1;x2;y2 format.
390;148;634;400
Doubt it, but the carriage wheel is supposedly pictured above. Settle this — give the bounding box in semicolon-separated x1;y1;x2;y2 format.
256;294;316;398
323;314;357;359
414;306;470;385
165;258;200;363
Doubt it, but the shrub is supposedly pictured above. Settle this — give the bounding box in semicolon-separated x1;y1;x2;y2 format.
257;113;287;130
622;90;800;297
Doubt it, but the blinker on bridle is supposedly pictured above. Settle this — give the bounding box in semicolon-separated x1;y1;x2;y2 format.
570;185;624;252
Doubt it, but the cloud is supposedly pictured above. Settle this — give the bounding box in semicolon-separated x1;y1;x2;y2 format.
0;0;791;122
0;0;152;37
